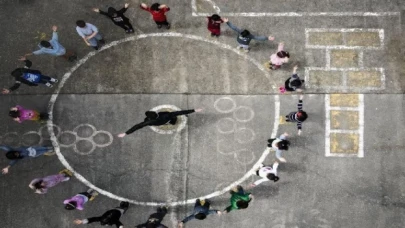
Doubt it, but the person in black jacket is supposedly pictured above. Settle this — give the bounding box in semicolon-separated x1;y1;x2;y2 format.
93;3;134;33
117;108;202;138
73;201;129;228
2;57;58;94
135;206;168;228
284;65;304;92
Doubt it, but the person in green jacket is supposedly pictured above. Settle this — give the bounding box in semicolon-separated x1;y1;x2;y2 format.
223;185;254;213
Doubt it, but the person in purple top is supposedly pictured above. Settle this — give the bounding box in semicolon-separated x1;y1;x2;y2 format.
0;145;55;174
9;105;48;123
64;189;99;210
29;169;73;194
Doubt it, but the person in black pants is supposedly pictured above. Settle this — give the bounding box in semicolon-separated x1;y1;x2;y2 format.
118;108;203;138
135;206;168;228
2;57;58;94
93;3;134;33
73;201;129;227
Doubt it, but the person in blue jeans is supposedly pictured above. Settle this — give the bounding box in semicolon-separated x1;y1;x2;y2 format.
1;145;54;174
1;57;58;94
76;20;105;50
178;199;221;227
223;18;275;52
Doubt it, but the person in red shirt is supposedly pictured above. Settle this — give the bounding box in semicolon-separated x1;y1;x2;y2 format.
140;3;170;29
207;14;224;37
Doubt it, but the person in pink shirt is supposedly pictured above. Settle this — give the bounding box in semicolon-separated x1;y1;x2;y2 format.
29;169;72;194
9;105;48;123
64;189;98;210
268;42;290;70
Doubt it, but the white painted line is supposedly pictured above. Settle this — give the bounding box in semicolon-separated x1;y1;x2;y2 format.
358;94;365;158
380;68;386;90
47;32;279;206
329;107;360;111
330;129;359;134
341;71;348;92
306;67;384;72
191;0;197;16
192;12;400;17
202;0;221;13
325;49;331;69
358;51;364;69
325;95;331;157
306;28;384;33
306;45;383;50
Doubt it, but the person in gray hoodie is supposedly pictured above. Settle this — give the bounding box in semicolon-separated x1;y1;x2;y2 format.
223;18;274;52
23;26;76;62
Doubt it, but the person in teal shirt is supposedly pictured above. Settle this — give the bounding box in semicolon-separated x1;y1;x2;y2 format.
223;185;253;213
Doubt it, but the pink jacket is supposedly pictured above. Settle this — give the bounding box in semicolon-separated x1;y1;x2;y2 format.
63;194;89;210
270;43;286;66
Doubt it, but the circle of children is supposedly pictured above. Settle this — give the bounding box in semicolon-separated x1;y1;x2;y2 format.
1;2;308;228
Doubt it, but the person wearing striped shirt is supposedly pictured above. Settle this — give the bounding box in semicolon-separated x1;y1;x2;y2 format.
286;95;307;135
249;161;280;187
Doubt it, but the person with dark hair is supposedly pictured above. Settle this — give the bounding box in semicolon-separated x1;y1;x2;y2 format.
140;3;170;29
29;169;73;194
206;14;224;37
135;206;169;228
249;161;280;187
267;132;290;162
283;65;304;93
117;108;203;138
223;186;253;213
73;201;130;227
23;25;77;62
223;18;274;52
76;20;105;50
1;57;58;94
178;199;221;227
267;42;290;70
1;145;55;174
286;95;307;136
64;189;98;210
93;3;134;33
9;105;48;123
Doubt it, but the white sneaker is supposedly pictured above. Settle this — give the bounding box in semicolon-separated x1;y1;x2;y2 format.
45;82;53;88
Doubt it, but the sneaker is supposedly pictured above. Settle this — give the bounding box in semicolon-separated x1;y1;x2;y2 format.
59;169;73;177
50;78;58;83
99;39;106;45
89;191;99;201
119;201;130;210
44;151;56;156
93;46;99;50
166;24;170;29
45;82;53;88
157;24;162;29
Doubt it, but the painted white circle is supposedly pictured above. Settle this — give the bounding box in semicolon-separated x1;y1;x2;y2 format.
216;117;236;134
214;97;237;113
47;33;280;206
21;131;42;146
233;106;255;123
235;128;256;144
92;130;114;147
58;131;77;147
149;105;187;134
3;132;20;146
73;138;97;155
73;124;97;138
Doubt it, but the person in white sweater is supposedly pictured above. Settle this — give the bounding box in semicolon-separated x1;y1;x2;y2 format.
249;161;279;187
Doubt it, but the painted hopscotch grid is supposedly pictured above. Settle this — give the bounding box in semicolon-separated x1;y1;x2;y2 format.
305;28;385;92
325;94;364;158
191;0;400;17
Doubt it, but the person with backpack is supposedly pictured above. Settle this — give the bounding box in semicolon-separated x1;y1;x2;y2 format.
64;189;99;211
23;25;77;62
9;105;48;123
140;3;170;29
178;199;222;227
223;18;274;52
267;42;289;70
223;185;253;213
267;132;290;163
117;108;202;138
282;65;304;93
73;201;130;227
249;161;280;187
1;145;55;174
2;57;58;94
285;95;307;135
93;3;134;33
28;169;73;194
135;206;169;228
206;14;224;37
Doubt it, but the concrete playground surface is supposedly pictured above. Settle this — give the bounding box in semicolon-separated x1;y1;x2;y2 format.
0;0;405;228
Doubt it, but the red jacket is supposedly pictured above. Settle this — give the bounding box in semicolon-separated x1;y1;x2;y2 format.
140;5;170;22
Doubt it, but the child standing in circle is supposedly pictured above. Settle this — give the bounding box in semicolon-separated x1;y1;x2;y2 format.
29;169;73;194
223;18;275;52
286;95;307;135
140;3;170;29
267;132;290;163
249;161;280;187
9;105;48;123
223;185;253;213
2;57;58;94
76;20;105;50
267;42;289;70
64;189;99;210
93;3;134;33
207;14;223;37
